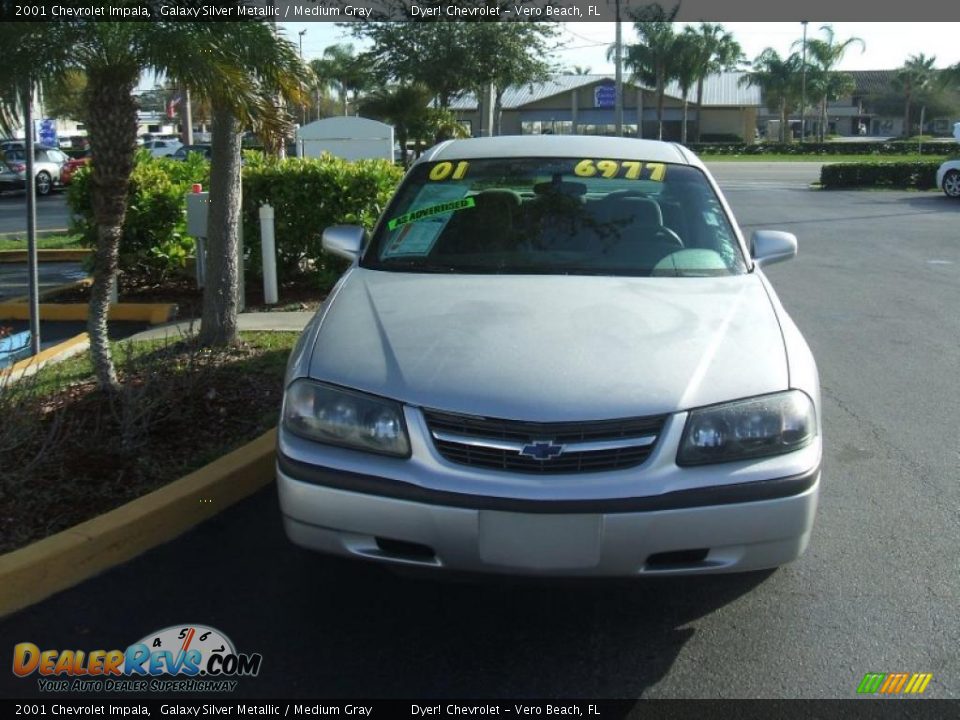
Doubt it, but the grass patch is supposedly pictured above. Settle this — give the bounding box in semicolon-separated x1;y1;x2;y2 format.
0;234;89;251
0;331;298;554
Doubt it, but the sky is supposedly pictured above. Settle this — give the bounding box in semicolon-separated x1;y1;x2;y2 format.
280;21;960;75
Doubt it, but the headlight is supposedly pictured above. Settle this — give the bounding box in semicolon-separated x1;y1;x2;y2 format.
282;380;410;457
677;390;816;466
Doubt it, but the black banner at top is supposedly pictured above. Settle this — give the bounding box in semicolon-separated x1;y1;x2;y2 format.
3;699;960;719
2;0;960;22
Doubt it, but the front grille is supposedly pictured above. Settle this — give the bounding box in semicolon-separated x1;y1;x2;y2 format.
423;409;666;474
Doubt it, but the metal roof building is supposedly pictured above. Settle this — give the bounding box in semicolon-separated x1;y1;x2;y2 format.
451;72;762;142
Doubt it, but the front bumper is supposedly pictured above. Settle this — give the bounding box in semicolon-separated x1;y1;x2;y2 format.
277;453;820;576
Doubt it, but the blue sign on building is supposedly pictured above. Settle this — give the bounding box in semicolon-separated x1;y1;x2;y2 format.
594;85;616;109
37;118;57;147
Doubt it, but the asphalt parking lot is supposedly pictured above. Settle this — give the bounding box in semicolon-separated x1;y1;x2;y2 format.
0;260;86;301
1;168;958;699
0;191;71;235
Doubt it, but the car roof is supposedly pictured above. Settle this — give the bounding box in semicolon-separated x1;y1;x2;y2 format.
419;135;701;167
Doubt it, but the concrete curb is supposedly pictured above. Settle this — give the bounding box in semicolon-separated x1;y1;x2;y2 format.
0;302;176;325
0;249;92;263
1;332;89;383
0;428;277;619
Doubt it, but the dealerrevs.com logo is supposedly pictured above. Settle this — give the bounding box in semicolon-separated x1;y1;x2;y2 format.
13;624;262;693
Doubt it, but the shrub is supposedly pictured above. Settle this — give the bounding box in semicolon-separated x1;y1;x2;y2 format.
689;141;960;156
240;153;403;287
68;151;403;290
697;134;743;143
67;151;210;279
819;161;942;189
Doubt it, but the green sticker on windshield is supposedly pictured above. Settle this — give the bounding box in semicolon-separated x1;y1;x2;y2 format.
387;197;475;231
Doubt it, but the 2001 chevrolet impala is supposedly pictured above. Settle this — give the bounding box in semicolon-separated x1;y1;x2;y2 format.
276;135;821;576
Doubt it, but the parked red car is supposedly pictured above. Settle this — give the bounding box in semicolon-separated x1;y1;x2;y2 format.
60;151;91;185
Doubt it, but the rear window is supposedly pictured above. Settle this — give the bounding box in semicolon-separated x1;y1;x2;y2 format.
362;156;747;277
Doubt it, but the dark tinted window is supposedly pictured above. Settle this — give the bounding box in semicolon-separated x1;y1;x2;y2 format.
363;157;746;277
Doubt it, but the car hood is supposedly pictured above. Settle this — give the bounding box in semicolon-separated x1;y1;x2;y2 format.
308;269;788;421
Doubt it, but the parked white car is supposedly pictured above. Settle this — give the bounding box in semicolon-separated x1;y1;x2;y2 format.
936;160;960;198
142;139;182;158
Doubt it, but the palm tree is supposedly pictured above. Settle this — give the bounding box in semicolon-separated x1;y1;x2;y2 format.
613;5;680;140
194;24;303;348
795;26;864;141
0;21;303;386
893;54;938;137
310;44;370;116
571;65;593;75
360;84;433;168
671;34;701;145
805;68;857;140
685;23;744;143
740;49;803;143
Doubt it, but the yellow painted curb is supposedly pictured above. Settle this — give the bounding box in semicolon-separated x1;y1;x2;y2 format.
1;332;89;382
0;249;92;263
0;428;277;618
0;302;176;325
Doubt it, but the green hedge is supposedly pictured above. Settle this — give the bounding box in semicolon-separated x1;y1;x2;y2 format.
689;141;960;156
68;151;210;278
68;152;403;286
819;161;943;189
241;153;403;287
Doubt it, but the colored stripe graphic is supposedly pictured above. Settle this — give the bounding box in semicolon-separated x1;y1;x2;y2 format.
857;672;932;695
880;673;909;694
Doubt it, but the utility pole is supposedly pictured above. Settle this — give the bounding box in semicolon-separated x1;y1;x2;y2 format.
179;86;193;146
299;29;307;127
614;0;624;136
23;83;40;355
800;21;808;143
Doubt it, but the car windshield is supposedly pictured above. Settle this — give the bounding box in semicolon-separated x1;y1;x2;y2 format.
362;156;747;277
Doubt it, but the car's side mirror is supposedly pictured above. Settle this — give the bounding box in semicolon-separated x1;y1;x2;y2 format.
322;225;365;261
751;230;797;268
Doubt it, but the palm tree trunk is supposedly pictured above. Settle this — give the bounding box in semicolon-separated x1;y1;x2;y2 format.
694;78;705;143
681;96;689;144
656;76;665;140
84;68;139;392
903;92;912;137
199;99;242;348
780;99;788;143
820;96;828;142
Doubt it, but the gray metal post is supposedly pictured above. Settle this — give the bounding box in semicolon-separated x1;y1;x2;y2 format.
237;173;245;312
23;84;40;355
800;21;808;143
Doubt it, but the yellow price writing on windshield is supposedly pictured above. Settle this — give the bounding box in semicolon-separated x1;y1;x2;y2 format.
573;159;666;181
428;161;470;181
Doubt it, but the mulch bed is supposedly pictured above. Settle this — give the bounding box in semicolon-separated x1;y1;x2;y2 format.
47;273;327;317
0;336;294;554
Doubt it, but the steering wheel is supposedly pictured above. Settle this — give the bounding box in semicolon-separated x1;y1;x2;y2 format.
653;226;684;248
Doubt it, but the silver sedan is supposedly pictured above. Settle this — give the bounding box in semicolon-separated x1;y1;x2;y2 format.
277;135;821;577
0;145;68;196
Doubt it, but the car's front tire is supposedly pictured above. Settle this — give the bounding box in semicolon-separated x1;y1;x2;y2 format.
35;171;52;196
943;169;960;198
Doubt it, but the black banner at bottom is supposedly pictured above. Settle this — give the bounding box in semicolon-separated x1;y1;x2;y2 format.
4;699;959;720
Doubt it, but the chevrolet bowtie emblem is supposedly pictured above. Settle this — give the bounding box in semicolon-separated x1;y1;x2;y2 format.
519;440;565;460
